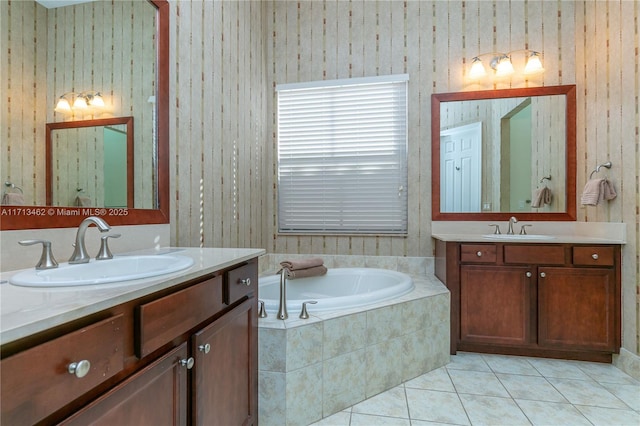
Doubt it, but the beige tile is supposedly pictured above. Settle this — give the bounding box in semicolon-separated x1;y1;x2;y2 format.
448;369;510;397
576;405;640;426
516;399;592;426
309;410;351;426
285;322;323;371
258;327;286;372
496;373;567;403
350;413;411;425
352;386;409;418
575;360;640;385
366;303;404;345
258;371;286;426
405;388;470;425
527;358;593;380
322;312;367;359
323;350;367;416
286;364;323;426
366;337;404;396
459;394;531;425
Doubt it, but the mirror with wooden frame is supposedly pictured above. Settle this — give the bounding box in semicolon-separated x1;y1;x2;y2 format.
431;85;576;221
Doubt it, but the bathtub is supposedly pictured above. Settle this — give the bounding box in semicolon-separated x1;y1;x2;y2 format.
259;267;414;313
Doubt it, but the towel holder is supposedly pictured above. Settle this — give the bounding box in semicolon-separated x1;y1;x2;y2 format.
4;181;23;194
589;161;612;179
539;175;551;184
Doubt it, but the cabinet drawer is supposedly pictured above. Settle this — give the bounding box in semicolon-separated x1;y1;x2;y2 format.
573;246;614;266
460;244;497;263
137;276;223;358
225;262;257;305
504;245;565;265
1;315;124;426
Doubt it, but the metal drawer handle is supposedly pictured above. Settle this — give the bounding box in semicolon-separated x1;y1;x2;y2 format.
180;357;195;369
198;343;211;354
526;272;532;278
68;360;91;378
476;251;482;257
239;278;251;286
540;272;546;278
592;253;599;260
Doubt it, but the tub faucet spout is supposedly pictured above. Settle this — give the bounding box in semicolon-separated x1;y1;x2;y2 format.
277;267;290;320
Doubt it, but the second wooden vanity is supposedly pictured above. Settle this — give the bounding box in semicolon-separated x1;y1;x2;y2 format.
0;247;263;425
435;238;621;362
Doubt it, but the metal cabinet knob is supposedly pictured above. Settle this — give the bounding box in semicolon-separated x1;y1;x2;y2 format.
476;251;482;257
540;272;546;278
198;343;211;354
592;253;599;260
526;272;532;278
239;278;251;286
180;357;195;369
68;360;91;378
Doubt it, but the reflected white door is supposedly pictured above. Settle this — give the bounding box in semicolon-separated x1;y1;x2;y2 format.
440;122;482;212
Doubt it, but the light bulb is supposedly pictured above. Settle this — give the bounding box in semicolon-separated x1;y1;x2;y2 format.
495;56;514;77
54;97;72;113
73;95;88;109
524;52;544;75
468;58;486;80
89;92;105;107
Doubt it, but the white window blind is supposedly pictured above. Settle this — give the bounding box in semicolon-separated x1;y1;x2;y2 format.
276;75;408;234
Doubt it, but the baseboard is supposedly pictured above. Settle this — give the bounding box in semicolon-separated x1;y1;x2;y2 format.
613;348;640;380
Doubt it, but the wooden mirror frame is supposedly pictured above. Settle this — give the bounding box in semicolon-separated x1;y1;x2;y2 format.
45;117;134;208
431;84;576;221
0;0;169;230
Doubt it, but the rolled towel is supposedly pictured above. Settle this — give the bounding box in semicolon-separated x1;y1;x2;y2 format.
1;193;25;205
531;187;551;208
280;257;324;271
75;196;92;207
580;178;604;206
286;265;327;279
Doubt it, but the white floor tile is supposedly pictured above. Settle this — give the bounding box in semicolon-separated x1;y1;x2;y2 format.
576;404;640;426
496;373;568;403
548;377;630;409
447;352;492;372
350;413;411;425
482;354;541;376
448;369;510;397
527;358;593;380
404;367;456;392
515;399;592;426
575;361;640;386
351;386;408;419
309;410;351;426
599;382;640;411
459;394;531;425
405;388;470;425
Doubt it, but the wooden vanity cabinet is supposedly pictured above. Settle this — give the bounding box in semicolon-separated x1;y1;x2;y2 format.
0;257;259;426
436;240;621;362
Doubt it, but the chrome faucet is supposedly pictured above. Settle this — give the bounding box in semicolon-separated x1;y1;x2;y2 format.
276;267;290;320
69;216;111;264
507;216;518;235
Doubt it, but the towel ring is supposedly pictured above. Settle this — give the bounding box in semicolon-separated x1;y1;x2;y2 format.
4;181;23;194
539;175;551;184
589;161;612;179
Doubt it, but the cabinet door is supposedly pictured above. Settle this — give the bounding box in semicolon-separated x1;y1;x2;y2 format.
192;297;257;426
61;343;189;426
460;265;533;345
538;267;617;351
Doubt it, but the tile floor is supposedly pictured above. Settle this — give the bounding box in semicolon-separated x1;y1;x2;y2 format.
311;352;640;426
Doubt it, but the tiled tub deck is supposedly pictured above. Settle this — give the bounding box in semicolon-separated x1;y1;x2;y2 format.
257;255;451;425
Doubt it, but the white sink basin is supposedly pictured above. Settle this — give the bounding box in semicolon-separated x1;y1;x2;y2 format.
9;255;195;288
482;234;556;241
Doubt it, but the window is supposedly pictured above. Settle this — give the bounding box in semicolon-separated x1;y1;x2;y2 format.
276;75;408;234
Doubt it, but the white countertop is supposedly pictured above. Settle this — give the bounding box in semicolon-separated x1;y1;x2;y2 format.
0;247;265;345
431;221;626;245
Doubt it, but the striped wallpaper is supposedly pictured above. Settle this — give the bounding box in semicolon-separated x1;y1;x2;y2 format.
169;1;638;356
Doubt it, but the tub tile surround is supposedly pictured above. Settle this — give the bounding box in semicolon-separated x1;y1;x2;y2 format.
257;255;449;425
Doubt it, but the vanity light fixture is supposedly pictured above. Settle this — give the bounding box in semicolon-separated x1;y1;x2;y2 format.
54;91;105;114
467;50;544;81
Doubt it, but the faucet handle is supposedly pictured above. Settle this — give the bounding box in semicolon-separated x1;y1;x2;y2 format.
299;301;318;319
96;233;121;260
19;240;58;270
488;224;501;234
258;300;268;318
519;225;532;235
